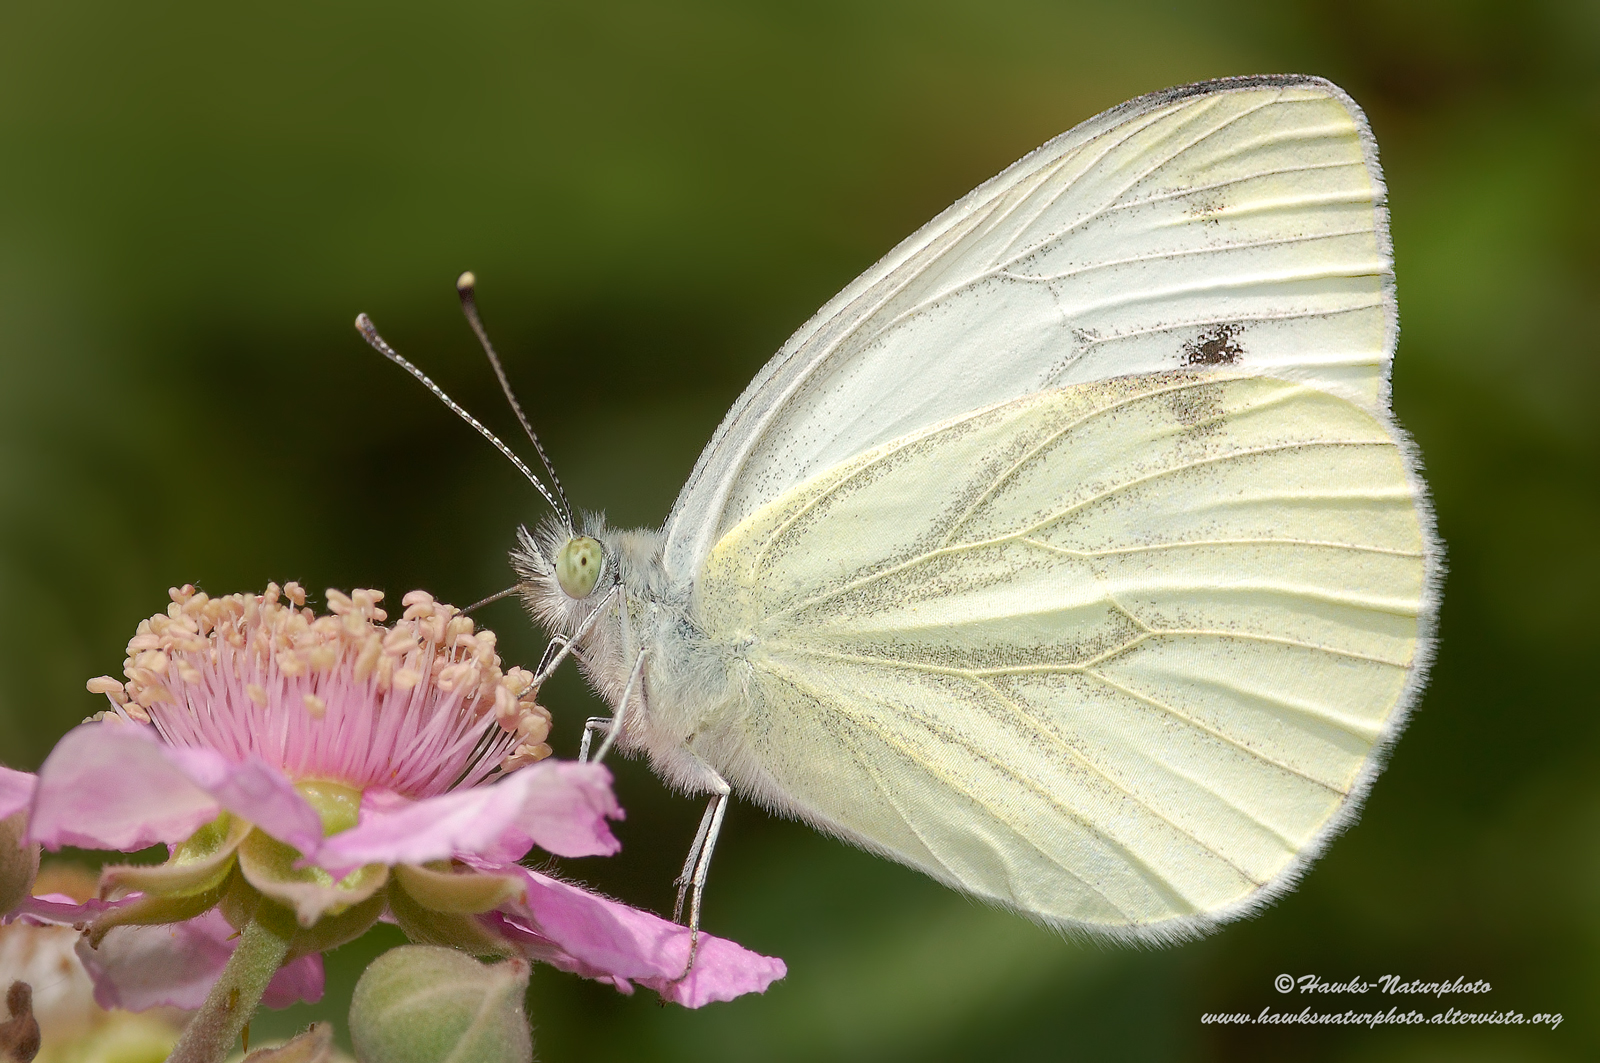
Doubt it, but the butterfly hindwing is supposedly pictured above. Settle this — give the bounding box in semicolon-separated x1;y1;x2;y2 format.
694;372;1427;936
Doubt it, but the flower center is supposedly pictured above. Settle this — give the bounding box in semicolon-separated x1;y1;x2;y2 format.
87;584;554;799
296;781;363;836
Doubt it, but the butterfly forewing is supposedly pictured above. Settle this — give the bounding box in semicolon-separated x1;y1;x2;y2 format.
665;77;1394;580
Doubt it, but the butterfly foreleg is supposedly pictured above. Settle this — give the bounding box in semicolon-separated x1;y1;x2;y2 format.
587;646;648;764
532;584;618;688
535;634;587;679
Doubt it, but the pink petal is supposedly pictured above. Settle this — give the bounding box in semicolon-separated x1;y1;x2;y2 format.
29;721;323;856
30;722;220;851
262;953;326;1010
2;892;135;927
641;932;787;1008
503;762;623;857
162;747;324;857
488;867;785;1008
75;908;323;1011
0;767;34;819
316;761;622;875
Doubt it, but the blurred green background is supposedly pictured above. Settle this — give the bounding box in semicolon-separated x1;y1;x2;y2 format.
2;1;1596;1059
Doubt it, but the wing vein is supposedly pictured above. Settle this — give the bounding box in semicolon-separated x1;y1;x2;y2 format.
1079;669;1350;795
1019;535;1425;559
767;438;1408;623
939;379;1313;548
1000;226;1378;285
765;656;1153;916
929;97;1300;318
1075;300;1385;351
755;371;1257;569
1046;262;1386;319
988;95;1232;265
1103;159;1366;214
993;94;1278;268
1154;189;1377;227
1198;121;1362;170
1149;629;1411;667
970;673;1278;879
1017;440;1402;540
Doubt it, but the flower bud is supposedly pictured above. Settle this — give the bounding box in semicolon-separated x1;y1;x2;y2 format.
0;982;41;1063
0;814;39;918
349;947;530;1063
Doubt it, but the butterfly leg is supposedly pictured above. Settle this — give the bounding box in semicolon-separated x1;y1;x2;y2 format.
581;647;648;765
532;584;619;688
577;717;610;763
672;796;718;923
670;762;731;977
535;634;587;679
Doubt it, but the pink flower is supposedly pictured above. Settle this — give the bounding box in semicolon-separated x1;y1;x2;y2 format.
3;583;782;1012
1;863;191;1059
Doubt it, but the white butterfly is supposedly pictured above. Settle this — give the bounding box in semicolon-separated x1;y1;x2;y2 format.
360;74;1440;946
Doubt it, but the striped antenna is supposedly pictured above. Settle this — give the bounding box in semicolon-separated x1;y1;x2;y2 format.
354;313;564;518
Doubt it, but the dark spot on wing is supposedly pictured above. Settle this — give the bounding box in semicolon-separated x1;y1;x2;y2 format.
1182;323;1245;366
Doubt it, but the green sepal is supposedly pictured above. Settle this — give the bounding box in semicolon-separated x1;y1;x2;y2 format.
239;1021;335;1063
236;826;388;927
99;812;248;900
283;890;388;962
219;862;259;932
391;863;523;914
85;866;235;947
221;873;387;963
388;868;517;958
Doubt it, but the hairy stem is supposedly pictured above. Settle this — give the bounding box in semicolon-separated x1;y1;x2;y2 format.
167;918;290;1063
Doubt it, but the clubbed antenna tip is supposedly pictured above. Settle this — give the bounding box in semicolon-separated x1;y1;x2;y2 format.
452;273;574;531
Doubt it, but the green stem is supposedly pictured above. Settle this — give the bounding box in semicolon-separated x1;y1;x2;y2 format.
167;917;291;1063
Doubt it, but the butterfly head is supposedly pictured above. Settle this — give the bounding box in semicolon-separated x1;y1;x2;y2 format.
511;518;619;641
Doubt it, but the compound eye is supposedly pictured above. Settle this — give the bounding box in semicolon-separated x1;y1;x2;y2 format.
554;537;604;599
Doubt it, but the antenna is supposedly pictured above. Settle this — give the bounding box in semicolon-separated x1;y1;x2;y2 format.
354;313;564;517
455;272;575;531
463;585;521;614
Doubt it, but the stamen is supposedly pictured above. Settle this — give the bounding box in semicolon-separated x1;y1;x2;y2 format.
87;584;554;798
